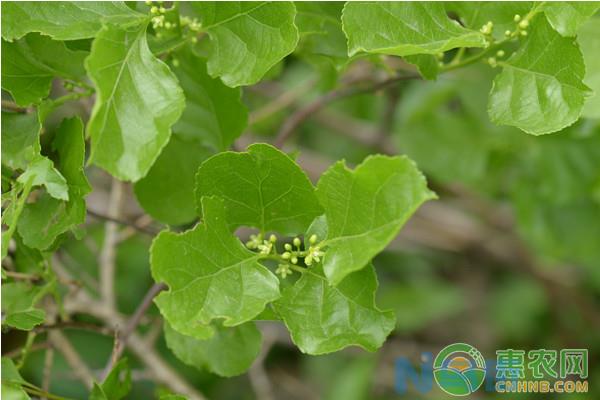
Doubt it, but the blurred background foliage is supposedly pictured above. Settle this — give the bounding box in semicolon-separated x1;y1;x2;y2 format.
2;3;599;400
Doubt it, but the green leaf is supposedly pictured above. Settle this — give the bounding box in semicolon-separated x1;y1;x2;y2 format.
541;2;600;37
342;2;486;57
195;144;323;235
171;48;248;151
488;16;591;135
18;117;91;249
150;196;280;339
274;264;395;355
89;359;131;400
1;2;146;41
1;282;47;330
164;321;261;377
404;54;439;80
85;22;185;181
1;358;30;400
316;155;435;285
17;156;68;201
1;33;87;106
579;18;600;119
192;2;299;87
134;136;213;226
1;112;40;170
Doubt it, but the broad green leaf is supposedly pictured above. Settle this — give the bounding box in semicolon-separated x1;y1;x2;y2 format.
195;144;323;235
171;48;248;151
541;2;600;37
1;112;40;170
1;2;146;41
89;359;131;400
316;155;435;285
17;156;68;201
1;282;47;330
488;16;591;135
192;2;299;87
1;33;87;106
579;18;600;119
18;117;91;249
151;196;280;339
342;2;486;57
449;2;534;40
134;136;212;226
274;264;395;355
85;22;185;181
164;321;261;377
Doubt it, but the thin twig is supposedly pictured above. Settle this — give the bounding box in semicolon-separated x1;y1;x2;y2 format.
99;179;123;310
42;347;55;400
87;209;159;236
273;73;420;148
1;99;29;113
34;321;113;336
48;330;94;389
101;282;167;378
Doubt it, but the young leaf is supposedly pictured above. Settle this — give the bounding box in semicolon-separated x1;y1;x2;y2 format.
85;22;185;181
316;155;435;285
164;321;261;377
150;196;280;339
191;2;299;87
1;112;40;170
171;48;248;151
488;17;591;135
1;282;48;330
195;144;323;235
274;264;395;355
541;2;600;37
89;359;131;400
342;2;486;57
134;136;213;226
1;2;146;41
1;358;30;400
1;33;87;106
18;117;91;249
17;156;68;201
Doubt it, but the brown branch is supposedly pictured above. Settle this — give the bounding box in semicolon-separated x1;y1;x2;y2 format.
87;209;158;236
1;100;29;113
42;347;55;400
101;282;167;378
273;73;420;148
48;330;94;389
99;179;123;310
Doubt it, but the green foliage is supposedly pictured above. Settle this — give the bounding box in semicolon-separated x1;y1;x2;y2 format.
85;22;185;181
1;2;599;398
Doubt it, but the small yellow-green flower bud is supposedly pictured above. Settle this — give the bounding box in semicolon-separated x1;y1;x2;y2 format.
269;234;277;243
514;14;521;22
291;256;298;264
309;234;318;244
519;19;529;29
520;30;528;36
284;243;292;251
282;252;291;260
305;255;313;266
496;50;505;58
150;6;158;14
159;6;166;13
293;237;301;247
165;22;172;29
505;30;512;36
172;58;180;67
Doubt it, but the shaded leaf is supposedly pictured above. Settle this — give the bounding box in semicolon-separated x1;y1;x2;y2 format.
89;359;131;400
1;112;40;170
541;2;600;37
1;33;87;106
164;321;261;377
171;48;247;151
1;282;48;330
